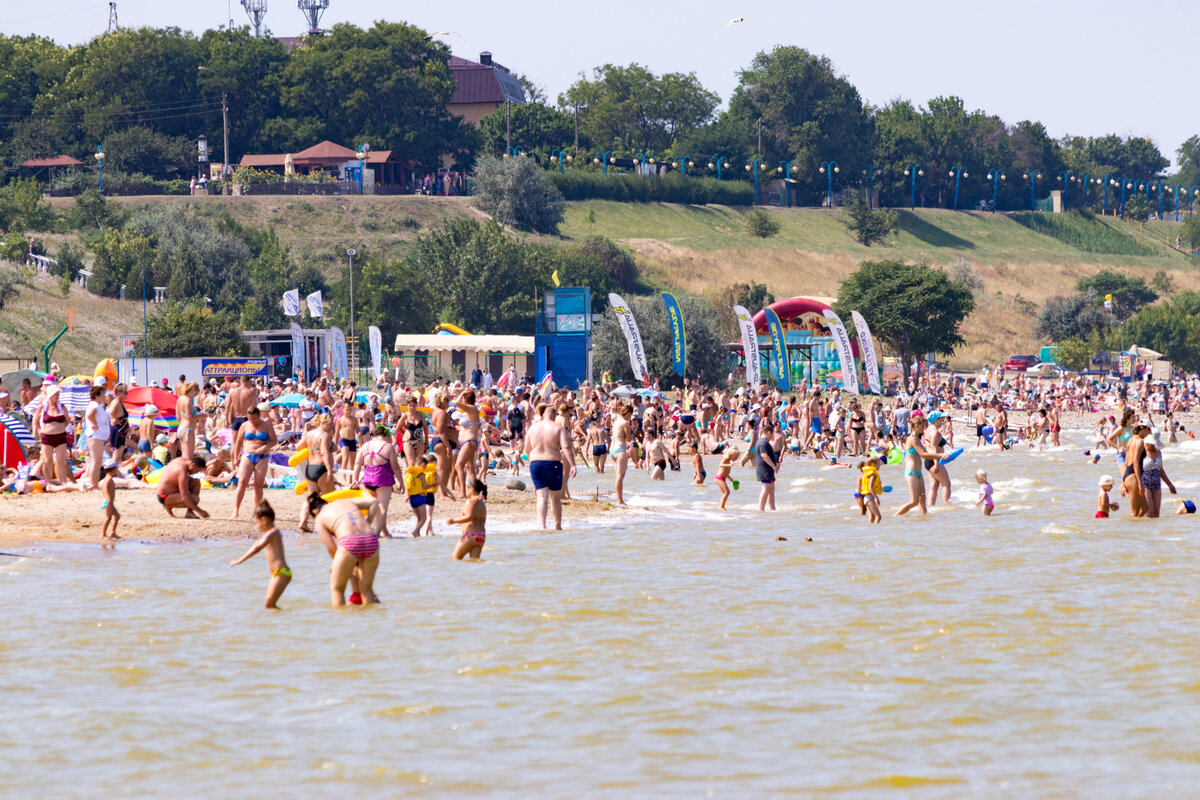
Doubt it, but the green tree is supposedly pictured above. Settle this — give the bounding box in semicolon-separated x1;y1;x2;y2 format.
711;281;775;339
593;293;727;387
1054;336;1094;372
1182;215;1200;251
471;154;565;234
478;102;576;157
197;27;289;162
101;126;194;179
841;192;898;245
137;301;247;357
0;177;52;232
1122;292;1200;371
561;63;719;152
1177;135;1200;186
745;209;780;238
1075;270;1157;320
834;260;975;383
0;35;70;166
728;46;871;204
574;235;637;292
1034;293;1111;342
1123;193;1149;222
124;206;250;311
352;254;433;340
88;228;153;298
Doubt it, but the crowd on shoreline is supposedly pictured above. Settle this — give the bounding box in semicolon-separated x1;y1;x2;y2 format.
3;361;1197;606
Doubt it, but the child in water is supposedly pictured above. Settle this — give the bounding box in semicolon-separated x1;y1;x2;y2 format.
715;447;739;510
1177;500;1196;515
692;445;706;485
1096;475;1119;519
449;478;487;560
975;469;994;516
858;457;883;524
99;459;121;539
229;501;291;609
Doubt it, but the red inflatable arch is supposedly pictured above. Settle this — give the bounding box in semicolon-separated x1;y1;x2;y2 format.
750;296;860;357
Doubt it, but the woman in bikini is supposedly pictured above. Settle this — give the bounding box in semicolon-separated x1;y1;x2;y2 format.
311;493;381;607
108;383;130;459
924;412;952;507
355;425;404;537
430;393;456;500
449;478;488;560
233;403;277;518
298;413;336;532
895;416;941;516
848;400;868;457
176;382;200;461
399;398;427;467
1120;424;1150;517
35;384;71;483
454;389;482;496
611;403;633;507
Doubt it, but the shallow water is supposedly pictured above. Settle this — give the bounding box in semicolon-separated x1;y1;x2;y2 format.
5;432;1200;797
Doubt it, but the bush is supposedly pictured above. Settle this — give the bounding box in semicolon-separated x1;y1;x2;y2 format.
575;235;637;291
471;154;566;234
56;241;84;280
547;170;754;206
745;208;781;238
164;179;191;195
841;192;898;246
0;261;26;310
1035;293;1111;342
0;177;53;232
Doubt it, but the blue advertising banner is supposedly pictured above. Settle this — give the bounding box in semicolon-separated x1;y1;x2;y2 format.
763;307;790;391
201;358;269;378
660;292;687;378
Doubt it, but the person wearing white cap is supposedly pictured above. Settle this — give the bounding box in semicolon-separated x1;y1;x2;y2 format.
1096;475;1118;519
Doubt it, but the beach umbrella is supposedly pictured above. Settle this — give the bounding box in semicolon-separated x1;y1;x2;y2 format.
0;413;33;468
125;386;180;430
611;385;637;399
1126;345;1162;360
269;393;305;409
0;369;44;395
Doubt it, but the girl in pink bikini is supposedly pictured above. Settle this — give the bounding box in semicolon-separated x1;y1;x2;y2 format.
448;478;488;560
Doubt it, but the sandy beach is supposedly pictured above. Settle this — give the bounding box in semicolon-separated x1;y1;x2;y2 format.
0;482;617;550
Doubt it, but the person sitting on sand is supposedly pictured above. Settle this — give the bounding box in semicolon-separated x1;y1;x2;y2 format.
156;455;209;518
229;501;291;609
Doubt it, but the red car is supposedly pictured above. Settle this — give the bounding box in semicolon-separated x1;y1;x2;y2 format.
1004;354;1040;372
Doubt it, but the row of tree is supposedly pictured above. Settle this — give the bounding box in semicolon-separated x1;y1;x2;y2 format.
3;24;1197;208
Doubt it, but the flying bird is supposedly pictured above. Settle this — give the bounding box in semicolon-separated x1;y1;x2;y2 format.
724;17;744;29
425;30;463;40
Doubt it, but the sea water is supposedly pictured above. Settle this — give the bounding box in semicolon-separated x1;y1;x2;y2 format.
4;431;1200;797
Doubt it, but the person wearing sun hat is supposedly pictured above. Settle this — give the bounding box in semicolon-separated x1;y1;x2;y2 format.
1096;474;1118;519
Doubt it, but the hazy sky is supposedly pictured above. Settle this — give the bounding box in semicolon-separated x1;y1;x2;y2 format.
7;0;1196;167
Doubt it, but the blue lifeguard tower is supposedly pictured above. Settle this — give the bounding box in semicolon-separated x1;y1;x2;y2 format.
535;287;592;389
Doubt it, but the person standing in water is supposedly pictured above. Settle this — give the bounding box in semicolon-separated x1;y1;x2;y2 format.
229;502;291;609
525;402;577;530
895;416;940;517
311;493;381;607
448;478;488;560
755;420;780;511
611;403;633;507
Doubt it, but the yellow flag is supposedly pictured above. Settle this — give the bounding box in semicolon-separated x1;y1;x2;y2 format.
552;270;561;287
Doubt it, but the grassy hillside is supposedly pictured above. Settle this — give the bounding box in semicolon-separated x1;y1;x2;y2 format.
18;194;1199;373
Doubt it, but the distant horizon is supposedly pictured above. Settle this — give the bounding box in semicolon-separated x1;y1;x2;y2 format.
5;0;1193;169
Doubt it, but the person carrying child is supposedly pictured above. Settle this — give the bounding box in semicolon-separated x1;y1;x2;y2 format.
229;502;291;609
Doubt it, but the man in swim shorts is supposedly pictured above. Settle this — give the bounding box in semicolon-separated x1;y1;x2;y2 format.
156;455;209;519
525;401;577;531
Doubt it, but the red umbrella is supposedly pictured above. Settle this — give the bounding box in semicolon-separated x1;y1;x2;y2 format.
125;386;180;430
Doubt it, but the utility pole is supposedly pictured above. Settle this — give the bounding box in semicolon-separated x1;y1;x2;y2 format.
574;104;579;150
221;91;230;180
757;117;762;156
505;100;511;150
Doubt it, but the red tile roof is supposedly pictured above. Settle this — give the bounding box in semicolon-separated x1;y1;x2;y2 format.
21;155;84;168
449;55;526;106
291;140;357;162
240;154;287;167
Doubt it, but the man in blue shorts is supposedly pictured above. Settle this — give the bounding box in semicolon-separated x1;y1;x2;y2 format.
524;402;577;531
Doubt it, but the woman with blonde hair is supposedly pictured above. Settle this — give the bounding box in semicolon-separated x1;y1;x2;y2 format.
176;381;201;460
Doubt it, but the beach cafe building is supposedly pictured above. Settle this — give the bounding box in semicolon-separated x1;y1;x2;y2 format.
238;141;409;190
391;334;535;383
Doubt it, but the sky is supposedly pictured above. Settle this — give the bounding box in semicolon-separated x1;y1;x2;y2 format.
6;0;1196;168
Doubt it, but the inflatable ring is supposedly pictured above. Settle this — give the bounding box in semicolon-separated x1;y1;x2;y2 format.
287;448;309;467
887;448;902;465
321;487;375;515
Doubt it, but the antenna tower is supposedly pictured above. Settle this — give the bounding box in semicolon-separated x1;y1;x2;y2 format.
107;2;119;33
297;0;329;35
241;0;268;37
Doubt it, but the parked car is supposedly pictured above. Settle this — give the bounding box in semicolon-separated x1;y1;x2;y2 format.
1004;354;1040;372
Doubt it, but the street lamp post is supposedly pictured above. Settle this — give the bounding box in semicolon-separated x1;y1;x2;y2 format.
141;261;148;380
949;166;968;211
1022;169;1043;210
745;157;766;204
707;155;728;181
1056;171;1074;210
356;143;370;194
1095;174;1114;214
503;146;525;159
903;164;923;210
95;145;104;193
1079;173;1091;207
631;151;653;174
986;169;1006;213
551;148;574;174
818;161;839;208
671;155;694;175
1119;178;1133;216
861;164;878;208
777;160;797;207
593;150;615;175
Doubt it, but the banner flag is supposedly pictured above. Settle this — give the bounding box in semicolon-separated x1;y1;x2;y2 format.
849;310;882;394
290;322;306;380
306;290;323;318
661;292;687;377
822;308;860;394
733;305;761;391
282;289;300;317
608;293;648;381
330;327;349;379
763;307;790;391
368;326;382;378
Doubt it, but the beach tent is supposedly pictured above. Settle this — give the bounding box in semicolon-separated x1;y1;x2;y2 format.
0;369;45;395
1126;345;1162;360
56;382;92;414
0;412;34;468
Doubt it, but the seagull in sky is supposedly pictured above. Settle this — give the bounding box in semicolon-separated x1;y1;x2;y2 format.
425;30;463;40
724;17;744;29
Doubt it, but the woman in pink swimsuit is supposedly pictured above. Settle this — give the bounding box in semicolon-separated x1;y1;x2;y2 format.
311;493;381;607
353;424;403;538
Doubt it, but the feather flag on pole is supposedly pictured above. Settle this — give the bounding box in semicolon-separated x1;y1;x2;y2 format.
607;293;648;382
661;292;687;378
763;307;790;391
733;304;761;391
849;310;882;394
552;270;561;287
821;308;860;394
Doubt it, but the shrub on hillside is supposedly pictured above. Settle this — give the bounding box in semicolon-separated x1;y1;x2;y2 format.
1035;293;1112;342
0;261;26;310
0;178;53;233
548;170;754;206
841;193;898;246
1010;211;1154;255
575;235;637;291
745;209;780;238
471;154;565;234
